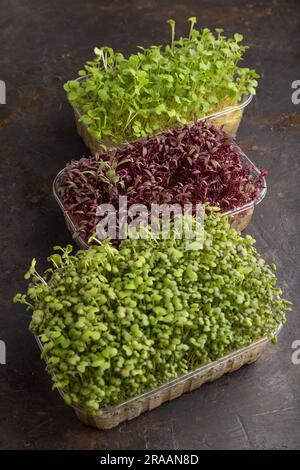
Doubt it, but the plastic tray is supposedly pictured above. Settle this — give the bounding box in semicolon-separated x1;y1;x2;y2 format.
68;76;253;155
36;324;282;430
53;151;267;250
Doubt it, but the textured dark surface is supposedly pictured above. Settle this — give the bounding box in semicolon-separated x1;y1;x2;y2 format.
0;0;300;450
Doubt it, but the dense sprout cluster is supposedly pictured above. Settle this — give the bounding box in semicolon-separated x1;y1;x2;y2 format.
64;18;259;143
14;209;290;414
58;120;266;242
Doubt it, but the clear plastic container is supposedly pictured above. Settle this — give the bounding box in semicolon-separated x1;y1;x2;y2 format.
52;151;267;250
36;324;282;430
69;76;253;155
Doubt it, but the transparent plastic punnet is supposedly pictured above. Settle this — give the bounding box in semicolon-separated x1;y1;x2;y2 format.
69;76;253;155
53;151;267;250
36;324;282;430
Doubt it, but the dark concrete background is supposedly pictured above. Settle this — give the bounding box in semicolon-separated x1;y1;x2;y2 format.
0;0;299;450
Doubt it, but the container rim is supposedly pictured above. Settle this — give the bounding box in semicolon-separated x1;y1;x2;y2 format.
35;323;282;416
52;148;267;249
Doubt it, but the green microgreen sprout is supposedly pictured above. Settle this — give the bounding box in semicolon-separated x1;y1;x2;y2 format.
14;208;291;414
64;18;259;144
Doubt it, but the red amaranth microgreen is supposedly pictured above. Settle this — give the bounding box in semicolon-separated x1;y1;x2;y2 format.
57;120;266;242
